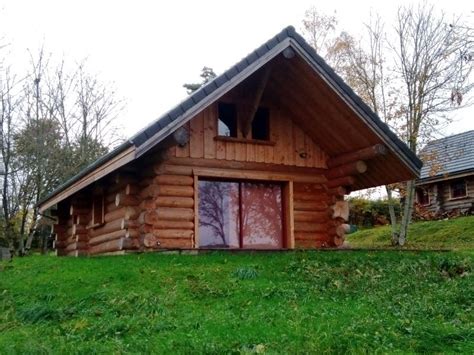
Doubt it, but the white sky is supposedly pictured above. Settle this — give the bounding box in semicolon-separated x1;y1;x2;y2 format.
1;0;473;142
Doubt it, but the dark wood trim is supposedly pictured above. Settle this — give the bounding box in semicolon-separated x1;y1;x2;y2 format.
214;136;276;146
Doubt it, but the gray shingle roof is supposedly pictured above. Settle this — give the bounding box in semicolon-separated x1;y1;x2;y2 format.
419;130;474;181
38;25;422;208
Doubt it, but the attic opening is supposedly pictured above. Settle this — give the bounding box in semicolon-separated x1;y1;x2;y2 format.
217;102;237;137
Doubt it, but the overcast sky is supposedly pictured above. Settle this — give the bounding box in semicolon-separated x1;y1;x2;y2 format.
1;0;473;143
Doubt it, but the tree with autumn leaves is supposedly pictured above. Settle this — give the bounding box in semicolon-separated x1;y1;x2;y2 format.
302;4;473;245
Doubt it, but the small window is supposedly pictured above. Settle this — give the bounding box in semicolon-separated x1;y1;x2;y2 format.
416;188;430;206
92;194;104;225
252;107;270;140
450;180;467;199
218;103;237;137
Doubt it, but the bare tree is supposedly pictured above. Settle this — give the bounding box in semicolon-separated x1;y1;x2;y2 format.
393;4;473;245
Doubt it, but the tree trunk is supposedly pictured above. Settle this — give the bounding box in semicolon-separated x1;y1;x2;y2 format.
385;185;399;245
398;180;415;246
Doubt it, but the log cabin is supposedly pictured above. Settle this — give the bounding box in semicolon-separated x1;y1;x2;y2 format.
38;26;422;256
416;130;474;215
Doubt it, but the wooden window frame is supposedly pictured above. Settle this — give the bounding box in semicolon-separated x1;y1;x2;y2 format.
91;193;105;228
194;171;293;250
215;102;275;145
449;179;468;200
416;187;430;206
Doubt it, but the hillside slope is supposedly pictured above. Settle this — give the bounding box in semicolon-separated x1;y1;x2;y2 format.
1;251;473;353
347;215;474;250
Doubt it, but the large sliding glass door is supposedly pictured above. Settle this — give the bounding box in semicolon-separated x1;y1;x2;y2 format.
198;180;283;249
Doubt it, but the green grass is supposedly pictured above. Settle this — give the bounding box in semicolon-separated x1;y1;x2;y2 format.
1;251;473;353
347;215;474;250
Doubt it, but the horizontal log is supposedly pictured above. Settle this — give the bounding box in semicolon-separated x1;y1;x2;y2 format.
154;175;194;186
293;183;325;193
293;200;328;211
70;206;89;216
53;240;67;249
328;144;387;168
293;192;327;201
89;229;127;246
72;224;87;235
89;237;139;255
104;207;139;223
140;198;155;210
326;176;356;188
139;224;153;234
115;194;139;207
157;237;193;249
294;222;327;233
139;210;158;225
66;234;88;244
66;249;88;257
156;207;194;221
89;218;123;237
193;167;326;184
155;164;193;176
90;230;137;247
295;240;321;249
121;219;138;230
153;229;194;239
294;211;329;222
167;157;327;176
143;233;160;248
327;186;347;197
105;201;120;213
154;220;194;229
326;160;367;180
140;185;160;199
156;185;194;197
156;196;194;208
294;232;330;241
65;241;87;252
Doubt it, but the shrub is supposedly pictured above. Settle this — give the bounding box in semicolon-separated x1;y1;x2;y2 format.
349;198;401;227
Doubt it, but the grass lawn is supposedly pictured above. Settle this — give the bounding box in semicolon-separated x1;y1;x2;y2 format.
347;215;474;250
0;250;473;353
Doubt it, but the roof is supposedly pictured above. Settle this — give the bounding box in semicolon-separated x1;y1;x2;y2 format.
418;130;474;184
38;25;422;211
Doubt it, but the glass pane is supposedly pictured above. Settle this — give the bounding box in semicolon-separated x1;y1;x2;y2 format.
198;180;240;248
241;182;282;249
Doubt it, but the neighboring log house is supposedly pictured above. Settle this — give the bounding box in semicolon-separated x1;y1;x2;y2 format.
38;26;422;256
416;130;474;215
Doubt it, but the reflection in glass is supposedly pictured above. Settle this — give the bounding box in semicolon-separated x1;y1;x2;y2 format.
198;181;239;248
198;180;283;249
241;183;282;249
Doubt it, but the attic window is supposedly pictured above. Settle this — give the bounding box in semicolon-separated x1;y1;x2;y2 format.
252;107;270;141
218;103;237;137
450;180;467;199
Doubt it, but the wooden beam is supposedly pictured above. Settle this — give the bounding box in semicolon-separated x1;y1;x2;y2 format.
326;176;356;188
326;160;367;180
327;144;387;168
241;66;272;138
